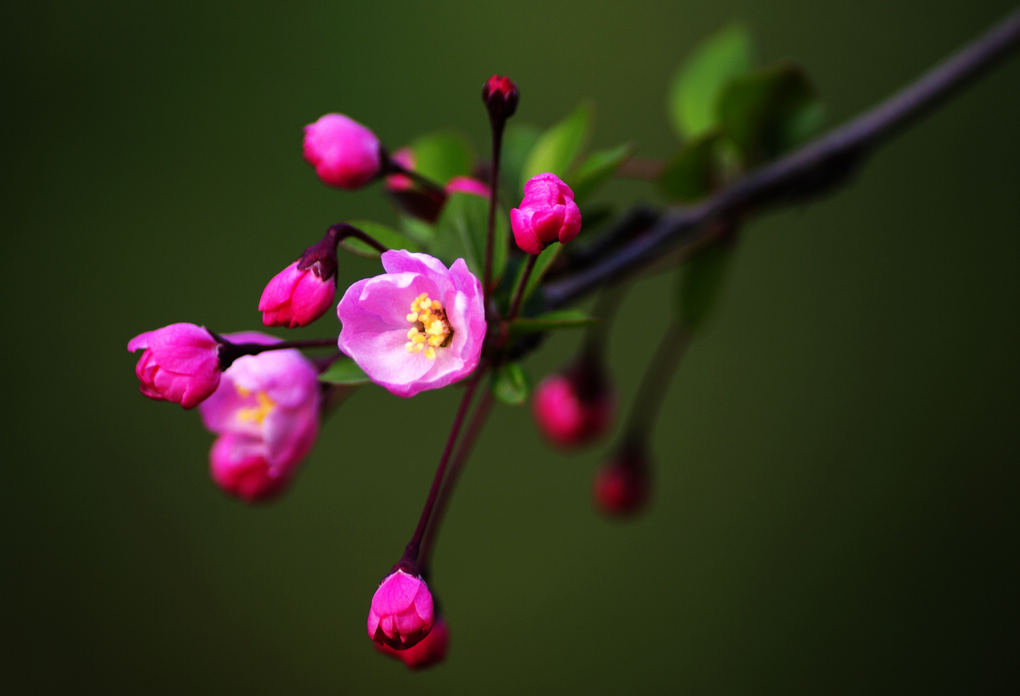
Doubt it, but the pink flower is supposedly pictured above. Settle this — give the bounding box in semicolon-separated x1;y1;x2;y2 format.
199;332;320;502
127;323;222;409
593;449;650;517
259;261;335;328
303;113;381;189
446;176;490;198
510;173;582;254
533;372;613;448
375;616;449;670
367;570;435;650
337;250;486;398
384;148;416;193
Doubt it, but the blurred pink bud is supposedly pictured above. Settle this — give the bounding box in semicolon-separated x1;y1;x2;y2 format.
127;323;222;409
367;570;435;650
593;450;650;517
482;74;519;120
446;176;490;198
375;616;450;670
510;173;582;254
259;261;336;328
533;370;613;448
337;250;486;398
200;332;320;502
384;148;416;193
209;433;290;502
303;113;381;189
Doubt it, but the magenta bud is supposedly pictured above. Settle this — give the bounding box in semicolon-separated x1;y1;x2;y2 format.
482;74;518;121
533;372;614;448
510;173;582;255
375;616;449;670
259;261;336;328
384;148;416;193
367;570;435;650
593;449;650;517
303;113;381;189
127;323;222;409
209;433;289;502
445;176;490;198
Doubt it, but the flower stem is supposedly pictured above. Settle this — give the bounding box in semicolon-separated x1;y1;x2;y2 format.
483;119;506;298
329;223;389;254
418;391;494;567
506;254;537;321
622;322;689;448
216;336;337;369
403;367;486;565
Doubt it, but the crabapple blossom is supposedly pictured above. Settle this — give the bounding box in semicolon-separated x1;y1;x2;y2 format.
375;616;449;670
510;173;582;254
336;250;486;398
367;569;435;650
259;261;336;328
127;323;222;409
533;371;614;448
303;113;381;189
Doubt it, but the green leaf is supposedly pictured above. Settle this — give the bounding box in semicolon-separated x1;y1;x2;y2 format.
668;25;753;139
432;193;507;285
677;242;734;332
397;214;436;246
658;133;722;202
318;358;370;385
508;309;599;336
491;362;530;406
501;124;541;200
521;102;593;186
341;220;422;257
716;62;823;165
568;143;633;203
408;131;473;185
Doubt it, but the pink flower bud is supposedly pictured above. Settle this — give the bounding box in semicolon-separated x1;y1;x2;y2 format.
482;74;518;120
384;148;416;193
375;616;449;670
510;173;582;255
367;570;435;650
593;450;650;517
258;261;336;328
303;113;381;189
533;365;613;448
209;433;290;502
127;323;222;409
445;176;490;198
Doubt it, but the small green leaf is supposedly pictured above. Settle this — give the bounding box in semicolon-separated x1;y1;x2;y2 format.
568;143;633;203
491;362;530;406
397;214;436;246
318;358;370;385
668;25;753;139
342;220;422;257
508;309;599;336
658;133;722;202
501;124;541;200
408;131;474;185
521;102;593;186
432;193;507;284
716;62;823;165
677;242;734;332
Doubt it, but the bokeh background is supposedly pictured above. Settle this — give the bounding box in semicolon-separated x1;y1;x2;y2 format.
4;1;1019;693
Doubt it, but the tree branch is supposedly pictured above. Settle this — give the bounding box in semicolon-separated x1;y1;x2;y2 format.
544;8;1020;308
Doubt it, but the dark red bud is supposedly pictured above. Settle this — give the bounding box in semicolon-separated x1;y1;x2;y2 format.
482;74;519;121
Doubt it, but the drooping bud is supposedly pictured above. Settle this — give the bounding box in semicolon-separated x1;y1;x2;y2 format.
367;569;435;650
127;323;223;409
533;357;614;448
593;446;650;517
482;74;519;122
303;113;382;189
510;173;582;254
209;433;290;502
375;615;449;670
258;228;341;328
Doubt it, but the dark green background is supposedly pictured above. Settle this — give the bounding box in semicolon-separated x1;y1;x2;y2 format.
4;1;1018;693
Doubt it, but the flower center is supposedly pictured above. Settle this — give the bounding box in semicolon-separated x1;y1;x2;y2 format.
236;385;275;425
404;292;453;361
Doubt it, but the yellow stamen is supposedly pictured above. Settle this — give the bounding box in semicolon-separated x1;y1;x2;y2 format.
236;389;275;425
404;292;452;361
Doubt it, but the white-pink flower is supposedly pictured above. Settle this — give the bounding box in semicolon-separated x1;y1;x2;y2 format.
336;250;486;398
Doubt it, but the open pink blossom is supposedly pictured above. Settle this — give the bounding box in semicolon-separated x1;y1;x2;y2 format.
367;570;435;650
127;323;222;409
510;173;582;254
375;615;449;670
303;113;381;189
337;250;486;398
259;261;335;328
199;332;320;502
